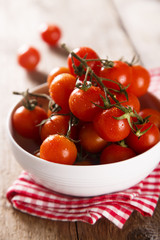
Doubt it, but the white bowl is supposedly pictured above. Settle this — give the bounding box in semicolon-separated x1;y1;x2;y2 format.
7;83;160;197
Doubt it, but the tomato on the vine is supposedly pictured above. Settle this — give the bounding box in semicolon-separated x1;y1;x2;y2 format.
69;86;104;122
49;73;76;113
110;91;140;113
100;144;136;164
12;105;48;139
93;107;131;142
67;47;101;79
40;23;61;46
139;108;160;129
126;122;160;154
40;115;69;141
99;61;132;90
40;134;77;165
79;122;108;153
47;66;70;86
17;45;40;71
128;65;150;97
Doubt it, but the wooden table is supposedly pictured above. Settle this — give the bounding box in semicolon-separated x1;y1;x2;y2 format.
1;0;160;239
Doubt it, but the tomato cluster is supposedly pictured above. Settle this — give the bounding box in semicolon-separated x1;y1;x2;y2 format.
13;46;160;165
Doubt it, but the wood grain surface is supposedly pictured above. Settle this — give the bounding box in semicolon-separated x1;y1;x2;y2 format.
0;0;160;239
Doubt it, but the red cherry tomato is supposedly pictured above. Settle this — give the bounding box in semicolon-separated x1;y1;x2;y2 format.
40;23;61;46
100;144;136;164
17;45;40;71
93;107;131;142
47;108;68;117
47;66;70;86
74;159;93;166
128;65;150;97
110;91;140;113
49;73;76;113
40;134;77;165
126;122;160;154
79;122;108;153
12;106;47;139
69;86;104;122
67;47;101;79
99;61;132;90
40;115;69;141
139;108;160;129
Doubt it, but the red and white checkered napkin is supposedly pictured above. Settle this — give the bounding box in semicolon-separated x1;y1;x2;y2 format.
6;68;160;229
149;67;160;98
6;163;160;229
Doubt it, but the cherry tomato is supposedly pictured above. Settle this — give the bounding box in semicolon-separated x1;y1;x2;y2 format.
67;47;101;79
74;154;98;165
99;61;132;90
128;65;150;97
40;115;69;141
126;122;160;154
40;23;61;46
110;91;140;113
47;108;67;117
93;107;131;142
69;86;104;121
47;66;70;86
49;73;76;113
74;159;93;166
40;134;77;165
79;122;108;153
139;108;160;129
12;106;48;139
17;45;40;71
100;144;136;164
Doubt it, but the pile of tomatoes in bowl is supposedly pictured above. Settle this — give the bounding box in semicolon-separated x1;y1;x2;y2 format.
12;45;160;166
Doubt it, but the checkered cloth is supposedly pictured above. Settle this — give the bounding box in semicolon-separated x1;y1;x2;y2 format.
6;68;160;229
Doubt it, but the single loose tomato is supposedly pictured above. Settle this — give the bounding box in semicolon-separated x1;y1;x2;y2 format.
126;122;160;154
93;107;131;142
67;46;101;79
40;134;77;165
40;23;61;46
17;45;40;71
139;108;160;129
47;66;70;86
99;61;132;90
12;105;48;139
69;86;104;122
79;122;108;153
128;65;150;97
40;115;69;141
49;73;76;113
100;144;136;164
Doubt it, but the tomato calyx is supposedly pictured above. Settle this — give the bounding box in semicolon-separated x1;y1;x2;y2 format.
13;89;61;114
124;55;140;67
117;140;128;148
113;105;151;136
75;67;92;91
133;122;153;138
66;113;79;140
13;89;38;110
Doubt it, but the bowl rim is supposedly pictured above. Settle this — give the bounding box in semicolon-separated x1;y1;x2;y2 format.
6;83;160;170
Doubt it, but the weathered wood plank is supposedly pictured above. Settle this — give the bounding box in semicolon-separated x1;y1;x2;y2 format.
76;200;160;240
113;0;160;68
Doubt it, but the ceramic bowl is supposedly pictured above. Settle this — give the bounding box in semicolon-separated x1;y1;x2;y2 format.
7;83;160;197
